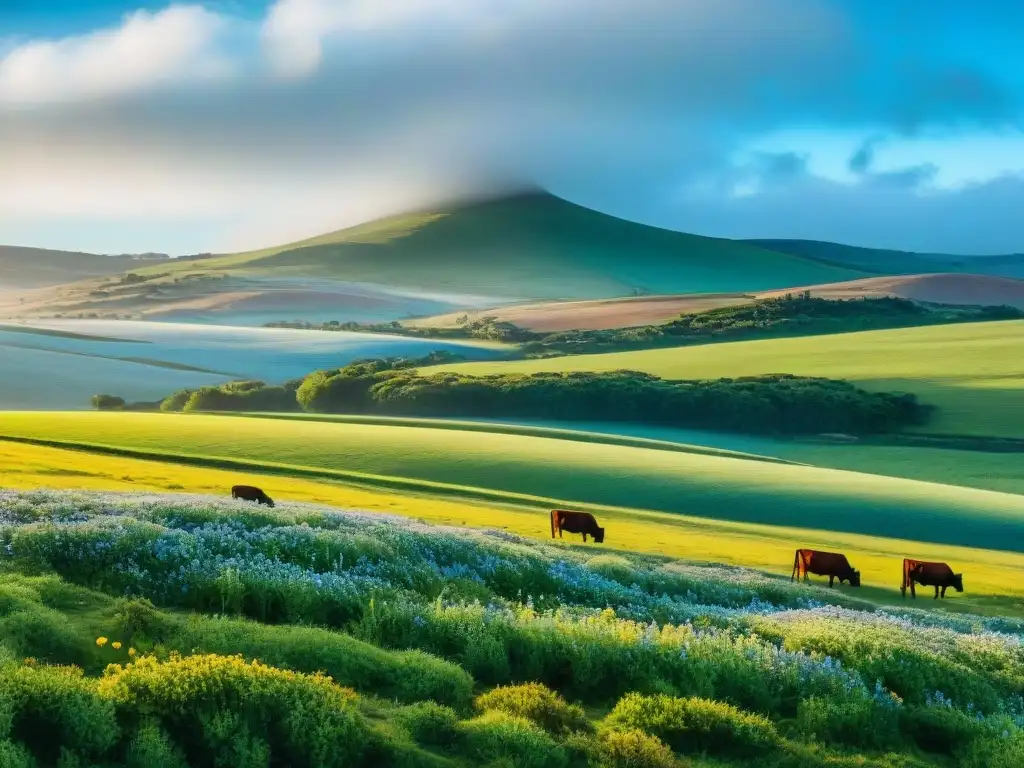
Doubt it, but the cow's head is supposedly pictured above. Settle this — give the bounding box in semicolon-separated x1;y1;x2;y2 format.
848;569;861;587
594;526;606;544
264;497;276;508
952;573;964;592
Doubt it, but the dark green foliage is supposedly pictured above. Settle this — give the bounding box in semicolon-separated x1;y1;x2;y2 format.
796;695;902;751
89;394;125;411
159;390;193;412
458;711;569;768
181;381;298;413
124;721;189;768
392;702;462;750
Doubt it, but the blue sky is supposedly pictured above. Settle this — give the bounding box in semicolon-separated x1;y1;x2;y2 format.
1;0;1022;255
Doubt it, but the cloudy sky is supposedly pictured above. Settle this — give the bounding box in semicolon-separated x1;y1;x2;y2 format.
1;0;1022;255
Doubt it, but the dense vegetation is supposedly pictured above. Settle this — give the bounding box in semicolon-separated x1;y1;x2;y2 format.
144;353;931;436
0;488;1021;767
266;295;1024;357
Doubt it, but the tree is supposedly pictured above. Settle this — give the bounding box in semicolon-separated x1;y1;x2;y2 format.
91;394;125;410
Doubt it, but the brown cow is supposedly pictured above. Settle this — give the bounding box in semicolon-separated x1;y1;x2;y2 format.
901;559;963;599
550;509;605;543
231;485;275;508
791;549;861;588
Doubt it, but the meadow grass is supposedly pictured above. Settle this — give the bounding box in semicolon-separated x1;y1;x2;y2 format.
1;412;1022;556
430;319;1024;439
0;488;1021;766
1;435;1023;613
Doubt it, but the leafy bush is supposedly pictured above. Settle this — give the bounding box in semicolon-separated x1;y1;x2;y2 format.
0;740;36;768
796;694;902;751
459;711;568;768
124;721;189;768
392;702;462;750
958;728;1024;768
594;728;682;767
90;394;124;411
474;683;590;734
96;653;381;767
898;704;987;755
604;693;781;758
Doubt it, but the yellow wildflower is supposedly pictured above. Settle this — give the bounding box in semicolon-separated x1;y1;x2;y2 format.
128;648;137;657
112;641;122;650
96;637;108;647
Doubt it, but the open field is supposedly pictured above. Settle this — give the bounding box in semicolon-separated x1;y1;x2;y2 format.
431;319;1024;439
1;439;1023;611
760;273;1024;308
0;319;504;409
1;412;1022;557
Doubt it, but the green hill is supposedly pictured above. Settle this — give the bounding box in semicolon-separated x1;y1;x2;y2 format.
745;238;1024;279
429;319;1024;440
134;191;867;299
0;246;144;289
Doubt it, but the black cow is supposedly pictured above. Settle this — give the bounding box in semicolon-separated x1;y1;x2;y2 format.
902;559;963;599
791;548;861;588
231;485;275;507
550;509;605;543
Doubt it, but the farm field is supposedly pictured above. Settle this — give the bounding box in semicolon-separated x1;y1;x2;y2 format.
431;319;1024;439
0;320;504;409
1;412;1023;556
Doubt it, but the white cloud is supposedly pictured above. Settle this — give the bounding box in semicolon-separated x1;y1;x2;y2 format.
0;5;237;107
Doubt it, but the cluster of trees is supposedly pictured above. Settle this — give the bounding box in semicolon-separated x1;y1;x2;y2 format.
264;295;1024;359
136;352;931;436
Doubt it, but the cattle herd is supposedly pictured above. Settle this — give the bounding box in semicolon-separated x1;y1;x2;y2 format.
227;488;964;600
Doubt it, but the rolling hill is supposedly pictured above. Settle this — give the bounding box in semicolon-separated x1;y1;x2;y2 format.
429;319;1024;439
0;245;147;290
1;191;869;325
746;238;1024;278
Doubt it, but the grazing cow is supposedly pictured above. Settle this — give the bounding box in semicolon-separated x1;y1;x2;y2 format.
901;559;963;599
550;509;605;544
231;485;275;508
791;549;861;588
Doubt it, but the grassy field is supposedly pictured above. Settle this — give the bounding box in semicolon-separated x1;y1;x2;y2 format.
1;411;1023;578
1;438;1023;615
431;320;1024;439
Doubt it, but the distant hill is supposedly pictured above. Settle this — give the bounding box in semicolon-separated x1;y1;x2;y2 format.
759;273;1024;308
745;238;1024;278
0;246;140;290
1;191;868;324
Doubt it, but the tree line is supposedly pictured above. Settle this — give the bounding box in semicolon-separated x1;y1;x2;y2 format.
99;351;932;437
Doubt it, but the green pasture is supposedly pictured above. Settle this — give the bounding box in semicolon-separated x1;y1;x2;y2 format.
430;320;1024;439
1;412;1022;556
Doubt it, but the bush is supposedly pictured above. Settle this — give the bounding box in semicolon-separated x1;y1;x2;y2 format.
796;695;902;751
164;614;475;707
899;704;985;755
604;694;781;758
958;728;1024;768
0;740;36;768
595;728;682;767
89;394;124;411
124;721;189;768
393;702;462;750
459;711;568;768
475;683;590;735
96;653;382;767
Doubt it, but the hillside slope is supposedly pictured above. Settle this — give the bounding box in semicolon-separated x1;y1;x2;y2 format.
2;191;868;324
747;238;1024;278
0;245;143;290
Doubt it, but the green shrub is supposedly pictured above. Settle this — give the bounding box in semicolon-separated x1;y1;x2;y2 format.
96;653;381;767
124;721;188;768
796;695;901;751
0;609;91;668
393;702;462;750
2;665;118;763
595;728;682;767
90;394;125;411
0;740;36;768
133;613;474;708
459;711;568;768
475;683;590;734
899;705;985;755
604;694;780;758
956;728;1024;768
